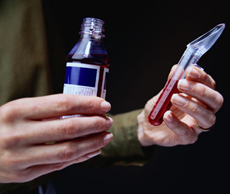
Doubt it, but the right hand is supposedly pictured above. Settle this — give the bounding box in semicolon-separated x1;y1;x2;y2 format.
0;94;113;183
137;65;223;147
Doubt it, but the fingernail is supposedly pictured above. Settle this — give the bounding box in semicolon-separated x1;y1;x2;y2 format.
178;79;194;91
164;111;173;123
87;150;101;158
103;133;113;144
188;68;201;79
106;117;113;128
101;101;111;112
171;94;187;106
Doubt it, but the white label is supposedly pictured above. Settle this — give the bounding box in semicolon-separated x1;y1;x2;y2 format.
63;62;100;97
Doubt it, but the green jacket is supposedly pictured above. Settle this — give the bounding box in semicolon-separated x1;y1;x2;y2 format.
0;0;153;193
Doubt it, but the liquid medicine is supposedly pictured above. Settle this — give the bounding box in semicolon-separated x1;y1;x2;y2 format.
148;65;184;126
63;18;109;99
148;78;180;126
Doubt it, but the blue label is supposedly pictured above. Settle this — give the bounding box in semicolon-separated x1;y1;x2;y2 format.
64;66;97;87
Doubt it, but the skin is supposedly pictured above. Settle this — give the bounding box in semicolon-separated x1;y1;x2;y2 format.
0;66;223;183
0;95;113;183
137;65;223;147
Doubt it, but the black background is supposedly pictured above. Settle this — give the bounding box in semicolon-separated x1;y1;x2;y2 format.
49;1;230;193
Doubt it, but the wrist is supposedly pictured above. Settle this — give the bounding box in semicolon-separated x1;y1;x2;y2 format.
137;110;155;147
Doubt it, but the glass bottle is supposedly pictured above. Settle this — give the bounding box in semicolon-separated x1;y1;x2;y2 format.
63;17;109;99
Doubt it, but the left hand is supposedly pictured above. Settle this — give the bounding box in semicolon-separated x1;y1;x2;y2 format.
137;65;224;147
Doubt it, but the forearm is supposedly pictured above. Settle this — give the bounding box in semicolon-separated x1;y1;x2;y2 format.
105;109;147;159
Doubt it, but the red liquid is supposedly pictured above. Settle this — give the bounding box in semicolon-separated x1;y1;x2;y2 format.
148;78;179;126
67;54;109;97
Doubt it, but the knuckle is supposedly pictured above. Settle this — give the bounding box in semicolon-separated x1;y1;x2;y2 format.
219;95;224;107
0;156;10;169
209;75;216;89
0;103;18;122
214;93;224;111
211;80;216;89
203;74;216;89
2;154;19;170
198;86;206;98
90;139;101;150
85;98;97;112
57;145;75;161
182;129;191;137
209;114;216;127
178;132;197;145
179;130;193;140
201;113;216;129
62;119;77;137
82;134;103;150
0;133;21;149
190;103;199;114
55;96;73;113
93;117;107;132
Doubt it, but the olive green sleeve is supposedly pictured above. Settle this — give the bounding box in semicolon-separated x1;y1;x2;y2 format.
103;109;151;165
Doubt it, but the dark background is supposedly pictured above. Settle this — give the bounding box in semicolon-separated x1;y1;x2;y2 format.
49;1;230;193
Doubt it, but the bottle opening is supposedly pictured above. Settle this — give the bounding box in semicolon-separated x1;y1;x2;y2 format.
80;17;105;38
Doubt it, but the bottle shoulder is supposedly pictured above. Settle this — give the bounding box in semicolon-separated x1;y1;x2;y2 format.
67;54;109;68
67;37;109;68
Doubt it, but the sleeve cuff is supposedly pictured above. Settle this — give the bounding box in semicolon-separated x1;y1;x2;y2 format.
101;109;154;166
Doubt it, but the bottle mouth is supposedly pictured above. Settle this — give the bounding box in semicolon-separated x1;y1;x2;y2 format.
80;17;105;38
82;17;104;25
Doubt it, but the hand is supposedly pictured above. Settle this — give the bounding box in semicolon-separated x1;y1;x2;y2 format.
137;65;223;147
0;94;113;183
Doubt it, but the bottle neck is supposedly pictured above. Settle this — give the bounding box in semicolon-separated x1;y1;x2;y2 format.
79;18;105;40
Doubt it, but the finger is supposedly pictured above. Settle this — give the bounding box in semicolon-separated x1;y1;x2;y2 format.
21;132;113;168
9;94;111;120
186;66;216;89
22;116;113;144
171;94;216;129
16;149;101;183
167;65;178;80
178;79;224;113
163;111;198;145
